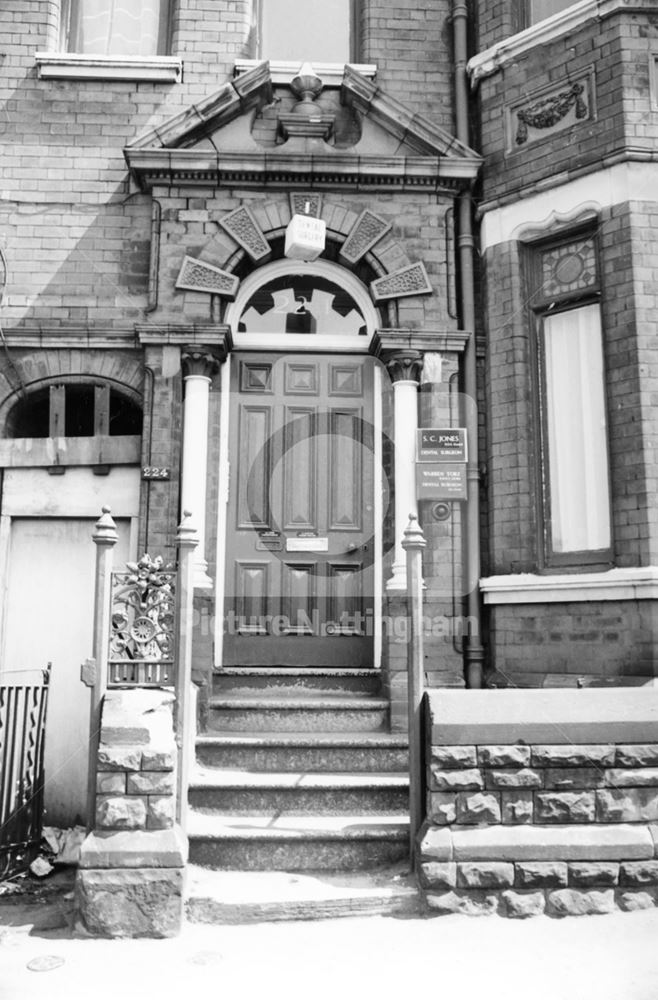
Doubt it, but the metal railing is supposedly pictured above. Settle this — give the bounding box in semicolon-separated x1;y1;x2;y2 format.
0;666;50;878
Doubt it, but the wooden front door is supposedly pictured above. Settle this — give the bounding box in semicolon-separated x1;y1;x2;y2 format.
224;353;375;666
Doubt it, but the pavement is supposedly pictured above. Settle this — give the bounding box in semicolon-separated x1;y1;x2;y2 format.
2;868;658;1000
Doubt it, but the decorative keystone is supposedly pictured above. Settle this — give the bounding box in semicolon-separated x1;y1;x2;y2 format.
175;255;240;297
340;210;392;265
370;262;432;302
219;206;270;262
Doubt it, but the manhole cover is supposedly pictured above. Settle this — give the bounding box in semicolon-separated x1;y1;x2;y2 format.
27;955;65;973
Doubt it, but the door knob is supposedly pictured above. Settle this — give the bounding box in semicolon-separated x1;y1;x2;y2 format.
346;543;358;553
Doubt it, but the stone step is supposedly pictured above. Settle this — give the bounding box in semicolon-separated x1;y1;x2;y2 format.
206;697;390;733
213;667;383;698
195;733;409;773
185;864;420;924
188;768;409;815
187;812;410;871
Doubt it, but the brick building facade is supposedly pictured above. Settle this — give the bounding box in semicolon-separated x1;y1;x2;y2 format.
1;0;657;834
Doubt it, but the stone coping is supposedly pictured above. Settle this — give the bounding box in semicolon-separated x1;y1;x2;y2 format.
420;823;656;862
427;689;658;746
467;0;650;83
79;827;188;869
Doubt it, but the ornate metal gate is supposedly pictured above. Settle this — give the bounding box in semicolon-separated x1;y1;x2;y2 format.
0;666;50;878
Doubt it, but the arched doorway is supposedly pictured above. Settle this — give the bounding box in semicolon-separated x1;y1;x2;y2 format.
218;261;386;667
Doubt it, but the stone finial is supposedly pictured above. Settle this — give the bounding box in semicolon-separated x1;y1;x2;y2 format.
93;505;118;545
290;63;324;115
279;63;335;145
402;513;427;551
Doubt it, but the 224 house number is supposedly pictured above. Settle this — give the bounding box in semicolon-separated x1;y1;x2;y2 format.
142;466;170;480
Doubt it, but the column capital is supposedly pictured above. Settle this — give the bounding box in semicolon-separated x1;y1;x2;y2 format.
181;346;223;379
380;349;423;384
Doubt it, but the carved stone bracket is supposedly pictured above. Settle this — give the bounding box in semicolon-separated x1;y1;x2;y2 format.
181;347;223;379
381;349;424;384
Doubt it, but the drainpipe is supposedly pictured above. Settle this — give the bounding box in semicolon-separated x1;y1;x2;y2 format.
453;0;484;688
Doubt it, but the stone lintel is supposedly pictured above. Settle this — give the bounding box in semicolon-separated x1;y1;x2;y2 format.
79;827;188;869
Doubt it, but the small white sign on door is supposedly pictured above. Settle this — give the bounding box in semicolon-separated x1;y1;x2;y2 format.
286;537;329;552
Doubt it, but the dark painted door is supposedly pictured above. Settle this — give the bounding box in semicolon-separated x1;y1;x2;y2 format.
224;352;375;666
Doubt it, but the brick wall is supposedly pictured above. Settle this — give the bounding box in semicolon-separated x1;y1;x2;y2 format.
474;9;658;207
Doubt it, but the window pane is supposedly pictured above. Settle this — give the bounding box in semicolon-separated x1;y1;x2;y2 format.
543;304;610;553
69;0;167;56
261;0;351;62
528;0;577;25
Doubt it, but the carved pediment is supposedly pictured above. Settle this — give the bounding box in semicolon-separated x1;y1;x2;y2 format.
125;62;481;192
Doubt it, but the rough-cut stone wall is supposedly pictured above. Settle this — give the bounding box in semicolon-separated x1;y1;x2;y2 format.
75;690;187;938
418;689;658;916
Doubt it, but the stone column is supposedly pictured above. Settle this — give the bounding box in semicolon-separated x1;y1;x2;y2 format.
181;348;220;589
383;350;423;592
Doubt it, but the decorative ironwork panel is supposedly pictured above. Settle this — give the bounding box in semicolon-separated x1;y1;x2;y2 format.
0;666;50;878
108;555;176;687
540;237;597;299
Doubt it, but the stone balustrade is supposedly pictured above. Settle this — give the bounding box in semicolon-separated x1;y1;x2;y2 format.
418;688;658;917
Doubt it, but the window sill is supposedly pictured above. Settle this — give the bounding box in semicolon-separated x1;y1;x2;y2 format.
35;52;182;82
468;0;631;84
480;567;658;604
234;58;376;86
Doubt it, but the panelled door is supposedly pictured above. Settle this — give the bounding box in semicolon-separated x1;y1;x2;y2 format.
224;352;375;666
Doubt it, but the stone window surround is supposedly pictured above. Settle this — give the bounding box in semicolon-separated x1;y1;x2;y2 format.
35;52;182;82
468;0;639;84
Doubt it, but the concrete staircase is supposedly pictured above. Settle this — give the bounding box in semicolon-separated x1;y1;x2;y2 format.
186;667;418;921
